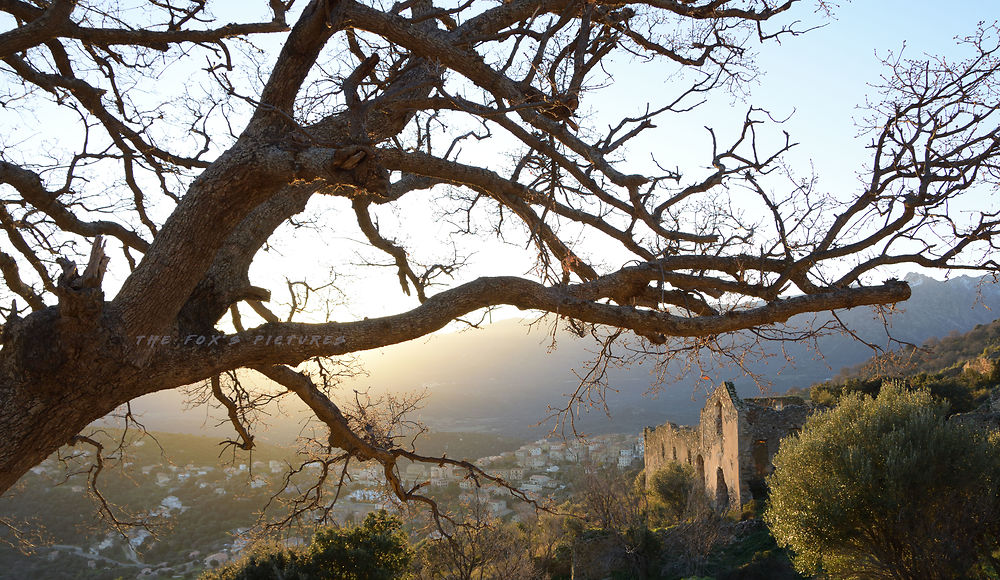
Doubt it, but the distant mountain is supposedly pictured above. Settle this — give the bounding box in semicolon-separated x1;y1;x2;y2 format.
734;273;1000;391
125;274;1000;439
822;312;1000;384
343;273;1000;433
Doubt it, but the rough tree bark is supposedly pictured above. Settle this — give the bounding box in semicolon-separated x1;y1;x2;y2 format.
0;0;998;517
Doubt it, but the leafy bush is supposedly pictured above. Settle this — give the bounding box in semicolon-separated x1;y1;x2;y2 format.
202;510;413;580
648;463;695;525
306;510;413;580
201;543;308;580
765;385;1000;579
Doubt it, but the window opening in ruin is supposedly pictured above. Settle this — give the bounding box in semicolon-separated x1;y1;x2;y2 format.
695;455;705;485
716;467;729;509
672;447;677;461
687;450;692;465
752;439;769;477
715;401;723;436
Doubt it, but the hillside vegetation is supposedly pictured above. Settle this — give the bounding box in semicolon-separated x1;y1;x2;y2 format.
789;318;1000;412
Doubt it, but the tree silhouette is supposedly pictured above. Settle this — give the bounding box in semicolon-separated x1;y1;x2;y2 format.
1;0;999;526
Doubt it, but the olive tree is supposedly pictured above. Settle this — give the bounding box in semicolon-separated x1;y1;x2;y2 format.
765;385;1000;579
648;463;695;525
0;0;999;525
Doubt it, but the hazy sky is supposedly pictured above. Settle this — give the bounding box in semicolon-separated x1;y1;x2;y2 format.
753;0;997;189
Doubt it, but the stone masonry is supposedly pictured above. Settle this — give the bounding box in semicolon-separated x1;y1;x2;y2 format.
643;382;809;509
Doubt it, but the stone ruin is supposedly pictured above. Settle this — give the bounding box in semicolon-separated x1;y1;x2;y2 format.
643;382;810;510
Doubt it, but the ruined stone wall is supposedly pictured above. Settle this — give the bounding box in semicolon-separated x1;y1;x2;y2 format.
697;384;744;509
739;396;809;502
644;385;810;510
643;422;698;485
949;386;1000;429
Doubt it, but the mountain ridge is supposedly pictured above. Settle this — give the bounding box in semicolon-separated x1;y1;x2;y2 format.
122;274;1000;438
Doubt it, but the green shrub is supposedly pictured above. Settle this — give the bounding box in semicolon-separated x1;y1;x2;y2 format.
765;385;1000;579
307;510;413;580
201;543;308;580
648;463;695;525
202;510;413;580
738;499;760;521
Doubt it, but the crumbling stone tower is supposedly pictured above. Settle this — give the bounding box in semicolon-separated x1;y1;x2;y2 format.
643;382;809;509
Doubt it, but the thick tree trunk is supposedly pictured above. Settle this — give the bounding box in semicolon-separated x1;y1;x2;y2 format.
0;376;121;493
0;304;180;496
0;256;154;495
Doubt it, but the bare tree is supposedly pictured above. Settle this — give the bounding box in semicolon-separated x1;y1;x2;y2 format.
414;499;539;580
1;0;999;522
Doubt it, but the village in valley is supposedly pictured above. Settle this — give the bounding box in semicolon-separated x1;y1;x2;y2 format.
6;310;1000;579
6;334;1000;580
2;427;646;578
